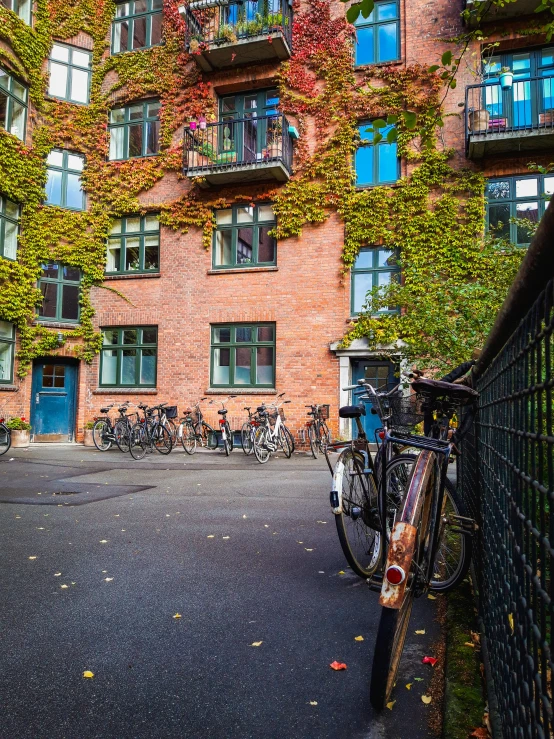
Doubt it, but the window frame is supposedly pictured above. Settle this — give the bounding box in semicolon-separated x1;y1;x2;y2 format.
210;323;276;389
45;149;86;211
0;194;19;261
355;122;399;187
0;65;28;142
47;42;92;105
351;246;400;316
99;326;158;388
111;0;163;54
354;0;400;68
108;99;161;161
0;320;15;385
37;263;82;324
106;214;160;274
485;173;553;246
0;0;32;24
212;204;277;270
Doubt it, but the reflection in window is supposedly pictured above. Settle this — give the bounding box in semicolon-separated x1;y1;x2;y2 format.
109;100;160;160
0;66;27;141
37;263;81;323
351;247;400;315
354;0;399;67
45;150;85;210
0;195;19;260
486;174;553;246
0;0;31;23
106;214;160;273
100;326;157;387
213;204;276;269
112;0;163;53
211;324;275;387
48;44;92;104
0;320;15;384
355;123;398;187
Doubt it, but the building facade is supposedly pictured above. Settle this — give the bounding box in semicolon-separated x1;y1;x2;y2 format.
0;0;548;442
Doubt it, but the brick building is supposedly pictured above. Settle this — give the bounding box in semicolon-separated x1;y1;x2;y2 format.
0;0;549;442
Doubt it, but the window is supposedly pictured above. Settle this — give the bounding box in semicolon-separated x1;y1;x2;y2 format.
100;327;157;387
48;44;92;104
211;324;275;388
0;0;31;25
355;123;398;187
351;247;399;315
0;67;27;141
219;89;280;161
109;100;160;160
45;150;85;210
0;320;15;384
112;0;163;54
107;214;160;273
486;174;554;246
0;195;19;260
213;204;276;269
37;263;81;323
354;0;399;67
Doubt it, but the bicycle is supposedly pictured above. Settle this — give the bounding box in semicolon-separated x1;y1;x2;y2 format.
240;406;261;455
252;398;292;463
305;403;330;459
368;361;478;710
113;404;139;453
92;402;131;452
210;396;236;456
129;403;173;460
177;398;218;455
0;411;11;456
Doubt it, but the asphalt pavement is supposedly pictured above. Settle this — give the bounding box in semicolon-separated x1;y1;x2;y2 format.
0;443;442;739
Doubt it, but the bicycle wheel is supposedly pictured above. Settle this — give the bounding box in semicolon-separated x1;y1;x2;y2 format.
0;423;11;456
430;478;472;593
318;421;330;451
253;425;270;464
308;422;319;459
129;423;147;460
283;425;295;454
165;419;177;442
92;419;112;451
114;419;131;453
221;421;232;456
204;423;218;450
152;425;172;454
180;422;197;454
278;425;292;458
381;454;417;540
333;448;382;578
241;422;253;455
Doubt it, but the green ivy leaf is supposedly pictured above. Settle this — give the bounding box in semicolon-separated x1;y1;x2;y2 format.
372;118;387;128
386;114;399;124
373;132;383;144
441;50;452;66
346;5;361;23
450;78;457;89
428;65;440;73
386;128;398;143
360;0;374;19
402;111;417;129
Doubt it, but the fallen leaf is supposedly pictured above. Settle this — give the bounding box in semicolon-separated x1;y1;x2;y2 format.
318;571;325;574
414;677;424;682
308;701;318;706
242;515;247;519
99;540;108;544
297;541;303;544
60;584;69;589
222;536;230;540
114;514;120;517
28;556;37;560
464;642;476;648
406;683;412;690
422;656;438;666
427;594;436;600
264;525;269;528
415;629;425;635
250;641;263;647
104;577;114;582
386;700;396;710
316;521;327;524
207;535;215;538
469;728;489;738
83;671;94;679
102;570;107;573
338;571;345;575
508;613;514;634
54;572;61;577
305;548;313;552
15;516;21;519
421;695;432;704
329;661;347;670
354;636;364;642
173;613;182;619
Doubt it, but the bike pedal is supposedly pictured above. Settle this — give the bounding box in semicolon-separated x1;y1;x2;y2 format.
449;514;478;533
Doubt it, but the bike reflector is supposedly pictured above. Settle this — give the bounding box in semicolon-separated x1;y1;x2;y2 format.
219;419;226;425
385;565;406;585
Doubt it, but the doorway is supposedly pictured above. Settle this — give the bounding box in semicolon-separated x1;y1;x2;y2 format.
30;359;77;442
351;359;398;441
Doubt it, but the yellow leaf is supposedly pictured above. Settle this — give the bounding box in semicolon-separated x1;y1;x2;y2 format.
406;683;412;690
60;584;69;589
309;701;318;706
464;642;475;648
83;671;94;679
508;613;514;633
222;536;230;540
250;641;263;647
173;613;182;619
207;535;215;538
305;548;313;552
415;629;425;635
104;577;114;582
28;556;37;560
354;636;364;642
264;525;269;528
54;572;61;577
338;571;345;575
99;540;108;544
421;695;432;704
386;700;396;710
427;594;436;600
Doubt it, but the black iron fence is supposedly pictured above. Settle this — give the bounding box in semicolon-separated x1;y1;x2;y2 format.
459;201;554;738
183;113;293;174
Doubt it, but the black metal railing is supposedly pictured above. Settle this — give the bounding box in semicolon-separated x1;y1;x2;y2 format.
465;75;554;143
183;113;293;175
459;200;554;738
185;0;292;49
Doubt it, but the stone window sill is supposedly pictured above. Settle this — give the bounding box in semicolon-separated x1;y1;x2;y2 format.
93;388;158;395
0;384;18;392
207;266;278;275
33;321;81;329
205;388;276;395
104;273;161;281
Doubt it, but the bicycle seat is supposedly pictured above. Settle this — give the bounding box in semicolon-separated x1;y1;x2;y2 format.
100;407;109;414
256;406;265;413
217;409;227;415
339;404;366;418
412;377;478;404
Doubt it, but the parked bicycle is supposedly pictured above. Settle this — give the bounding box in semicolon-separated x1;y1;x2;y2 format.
305;403;330;458
0;411;11;456
252;397;293;463
240;406;261;455
178;398;217;454
211;396;236;457
129;402;173;460
92;402;132;452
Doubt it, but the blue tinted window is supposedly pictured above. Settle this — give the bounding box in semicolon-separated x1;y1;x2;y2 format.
354;0;399;67
355;124;398;187
351;247;400;315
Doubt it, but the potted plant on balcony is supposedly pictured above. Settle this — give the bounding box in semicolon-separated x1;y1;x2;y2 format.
6;417;31;447
266;118;282;157
499;66;513;90
84;421;95;447
216;125;237;163
217;24;237;43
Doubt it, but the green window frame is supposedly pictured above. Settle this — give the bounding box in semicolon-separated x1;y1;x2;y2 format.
0;195;19;260
354;0;400;67
109;99;161;160
486;174;554;247
45;150;86;210
0;66;27;142
213;204;276;269
112;0;163;54
37;263;81;323
355;122;399;187
100;327;157;387
48;43;92;105
106;214;160;274
0;320;15;384
0;0;31;24
351;246;400;315
211;324;275;388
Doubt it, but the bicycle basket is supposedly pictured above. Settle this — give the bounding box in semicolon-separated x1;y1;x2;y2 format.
318;404;330;420
165;406;178;419
368;394;426;431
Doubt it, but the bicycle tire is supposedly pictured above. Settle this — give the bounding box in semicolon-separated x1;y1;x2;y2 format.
92;419;112;451
165;419;177;442
283;425;295;454
152;425;172;455
333;448;382;578
241;422;253;455
278;425;292;458
204;423;218;450
222;421;232;456
253;425;270;464
129;423;147;460
0;423;11;456
180;421;197;454
430;478;472;593
380;454;417;542
319;421;330;451
308;422;318;459
114;418;131;453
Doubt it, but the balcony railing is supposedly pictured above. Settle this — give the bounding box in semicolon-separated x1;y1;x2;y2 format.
465;75;554;159
183;113;293;187
183;0;292;71
464;0;537;27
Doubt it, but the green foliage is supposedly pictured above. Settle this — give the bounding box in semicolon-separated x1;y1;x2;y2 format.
5;416;31;430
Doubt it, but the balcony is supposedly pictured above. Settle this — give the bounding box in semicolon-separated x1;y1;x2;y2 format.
181;0;292;72
465;76;554;159
183;113;293;187
464;0;538;27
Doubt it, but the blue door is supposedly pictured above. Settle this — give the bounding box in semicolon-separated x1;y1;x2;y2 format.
351;360;397;442
31;360;77;442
